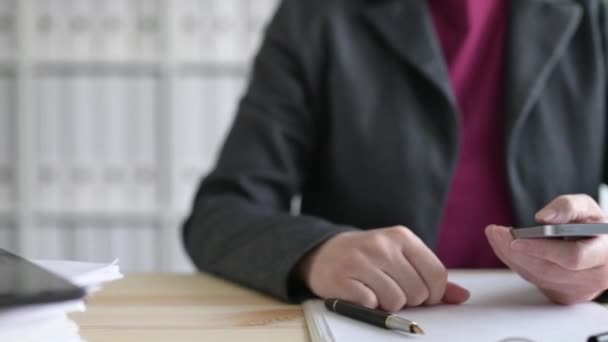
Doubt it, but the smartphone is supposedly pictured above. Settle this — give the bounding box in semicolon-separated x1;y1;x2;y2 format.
0;248;86;308
512;223;608;239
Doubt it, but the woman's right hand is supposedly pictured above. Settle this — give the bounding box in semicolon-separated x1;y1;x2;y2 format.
296;226;470;312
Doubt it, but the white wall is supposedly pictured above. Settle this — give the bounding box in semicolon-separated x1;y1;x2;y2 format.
0;0;279;272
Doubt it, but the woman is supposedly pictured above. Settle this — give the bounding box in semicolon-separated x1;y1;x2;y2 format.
183;0;608;311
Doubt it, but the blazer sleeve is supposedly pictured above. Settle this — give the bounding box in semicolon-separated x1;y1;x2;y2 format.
604;1;608;185
182;0;355;302
597;0;608;303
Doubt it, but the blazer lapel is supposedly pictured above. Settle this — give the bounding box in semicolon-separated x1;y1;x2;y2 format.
505;0;582;144
360;0;455;105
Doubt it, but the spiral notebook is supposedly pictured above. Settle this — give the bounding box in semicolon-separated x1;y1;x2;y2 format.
304;271;608;342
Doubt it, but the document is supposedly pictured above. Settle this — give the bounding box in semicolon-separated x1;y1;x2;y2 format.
304;271;608;342
0;259;122;342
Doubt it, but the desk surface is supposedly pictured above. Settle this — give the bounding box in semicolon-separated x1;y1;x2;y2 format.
70;274;308;342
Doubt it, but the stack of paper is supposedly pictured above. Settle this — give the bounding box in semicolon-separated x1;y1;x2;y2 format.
0;259;123;342
304;271;608;342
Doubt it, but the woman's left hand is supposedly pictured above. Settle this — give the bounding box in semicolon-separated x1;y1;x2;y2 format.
486;194;608;304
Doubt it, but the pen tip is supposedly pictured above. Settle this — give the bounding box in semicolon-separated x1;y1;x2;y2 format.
410;324;425;335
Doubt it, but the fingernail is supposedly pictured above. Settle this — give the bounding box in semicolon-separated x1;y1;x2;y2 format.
537;208;557;222
510;240;532;253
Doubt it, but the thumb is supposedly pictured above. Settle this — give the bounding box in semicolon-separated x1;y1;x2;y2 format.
441;282;470;304
535;194;605;224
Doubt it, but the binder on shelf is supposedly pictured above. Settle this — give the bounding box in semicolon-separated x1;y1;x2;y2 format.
69;75;101;213
172;0;204;62
172;76;205;213
0;223;13;251
109;223;132;271
0;0;15;61
203;76;242;168
246;0;279;60
32;0;54;60
102;75;130;213
216;76;243;144
213;0;246;64
0;75;13;213
35;75;65;213
67;0;94;61
130;75;157;212
47;0;70;61
99;0;133;61
133;0;160;61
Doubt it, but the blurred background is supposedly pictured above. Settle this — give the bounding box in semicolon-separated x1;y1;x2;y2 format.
0;0;279;272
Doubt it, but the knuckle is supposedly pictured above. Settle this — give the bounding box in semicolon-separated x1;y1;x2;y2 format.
559;196;577;212
395;225;414;239
341;253;366;274
363;235;393;259
384;226;412;240
358;292;378;309
382;291;406;312
577;193;594;203
429;265;448;283
406;286;430;307
428;270;448;302
368;233;388;247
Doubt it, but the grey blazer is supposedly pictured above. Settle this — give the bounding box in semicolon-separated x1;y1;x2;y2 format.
183;0;608;302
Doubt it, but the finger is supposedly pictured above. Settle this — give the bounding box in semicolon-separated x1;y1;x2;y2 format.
510;236;608;270
441;282;470;304
381;255;429;307
486;225;519;269
338;278;378;309
357;267;406;312
508;252;608;303
393;228;447;305
535;194;606;224
507;249;570;286
487;225;571;287
485;225;515;262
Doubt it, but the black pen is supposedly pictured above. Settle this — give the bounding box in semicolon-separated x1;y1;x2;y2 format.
324;298;425;335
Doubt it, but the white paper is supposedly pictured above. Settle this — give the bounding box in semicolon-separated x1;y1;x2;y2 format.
0;313;82;342
0;258;121;341
305;271;608;342
33;259;123;289
0;301;85;327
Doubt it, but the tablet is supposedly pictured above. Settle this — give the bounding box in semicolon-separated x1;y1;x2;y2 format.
0;248;86;308
512;223;608;239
